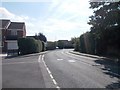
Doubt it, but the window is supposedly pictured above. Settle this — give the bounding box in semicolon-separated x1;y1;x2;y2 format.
11;30;17;35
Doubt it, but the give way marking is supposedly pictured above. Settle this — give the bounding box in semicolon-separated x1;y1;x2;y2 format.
68;60;76;63
57;59;63;61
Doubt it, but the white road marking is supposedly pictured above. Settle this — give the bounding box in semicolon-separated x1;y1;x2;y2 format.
68;60;76;63
63;52;92;66
50;74;54;79
52;79;57;85
57;59;63;61
46;67;50;72
40;55;60;89
38;55;41;62
47;69;51;74
42;55;44;60
64;51;120;77
56;86;60;89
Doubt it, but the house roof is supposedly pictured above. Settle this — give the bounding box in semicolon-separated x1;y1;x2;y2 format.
0;19;10;29
8;22;25;30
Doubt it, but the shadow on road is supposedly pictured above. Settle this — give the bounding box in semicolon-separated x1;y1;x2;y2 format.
94;58;120;77
94;58;120;89
105;81;120;89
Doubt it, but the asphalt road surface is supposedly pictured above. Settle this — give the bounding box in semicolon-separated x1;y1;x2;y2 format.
2;49;120;88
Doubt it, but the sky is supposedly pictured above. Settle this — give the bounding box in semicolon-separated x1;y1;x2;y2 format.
0;0;93;41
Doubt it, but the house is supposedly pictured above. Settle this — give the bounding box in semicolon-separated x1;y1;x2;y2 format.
6;22;26;54
0;20;11;52
0;19;26;54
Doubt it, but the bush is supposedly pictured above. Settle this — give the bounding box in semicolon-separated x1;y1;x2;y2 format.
18;37;42;55
46;41;56;50
57;40;64;49
36;40;43;52
79;32;95;54
74;39;80;51
41;41;46;51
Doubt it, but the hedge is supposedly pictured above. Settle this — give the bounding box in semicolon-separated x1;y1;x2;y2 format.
18;37;42;55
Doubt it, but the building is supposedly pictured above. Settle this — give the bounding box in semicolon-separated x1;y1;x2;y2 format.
0;19;26;54
0;20;11;52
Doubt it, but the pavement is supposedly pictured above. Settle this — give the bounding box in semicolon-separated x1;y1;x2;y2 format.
2;52;56;88
2;49;120;88
69;50;119;61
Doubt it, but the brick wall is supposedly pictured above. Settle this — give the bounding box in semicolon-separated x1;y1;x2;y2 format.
17;30;23;37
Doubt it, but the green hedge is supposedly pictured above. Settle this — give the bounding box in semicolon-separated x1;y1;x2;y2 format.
46;41;56;50
18;37;42;55
79;32;95;54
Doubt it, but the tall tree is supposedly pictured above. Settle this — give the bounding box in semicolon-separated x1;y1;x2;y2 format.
88;1;120;55
35;33;47;42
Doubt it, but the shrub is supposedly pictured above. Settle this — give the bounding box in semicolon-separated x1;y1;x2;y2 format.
18;37;42;55
46;41;56;50
74;39;80;51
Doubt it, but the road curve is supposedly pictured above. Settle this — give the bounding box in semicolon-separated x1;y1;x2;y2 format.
43;49;119;88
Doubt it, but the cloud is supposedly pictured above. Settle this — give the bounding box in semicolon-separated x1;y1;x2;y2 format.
0;0;93;41
0;7;38;35
43;0;92;35
41;18;88;32
0;7;14;18
0;7;30;22
49;0;93;20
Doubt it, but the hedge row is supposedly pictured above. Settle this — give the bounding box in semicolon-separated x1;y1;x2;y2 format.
18;37;43;55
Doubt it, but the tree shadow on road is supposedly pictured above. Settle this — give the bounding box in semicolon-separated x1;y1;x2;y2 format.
94;58;120;78
94;58;120;89
105;81;120;89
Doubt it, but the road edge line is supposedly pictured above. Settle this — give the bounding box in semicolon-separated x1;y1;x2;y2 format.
39;55;60;89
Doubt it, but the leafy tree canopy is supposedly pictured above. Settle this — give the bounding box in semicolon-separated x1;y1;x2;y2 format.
35;33;47;42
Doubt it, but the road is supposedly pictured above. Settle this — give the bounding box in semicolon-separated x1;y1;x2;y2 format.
2;49;120;88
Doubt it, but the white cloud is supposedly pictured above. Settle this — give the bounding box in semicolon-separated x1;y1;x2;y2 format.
0;7;14;18
0;0;93;41
49;0;93;19
0;7;30;22
0;7;38;36
2;0;53;2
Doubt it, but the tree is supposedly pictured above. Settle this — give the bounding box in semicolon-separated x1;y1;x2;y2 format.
88;1;120;56
71;37;80;51
74;38;80;51
71;37;78;48
35;33;47;42
57;40;64;49
79;34;86;53
79;32;95;54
